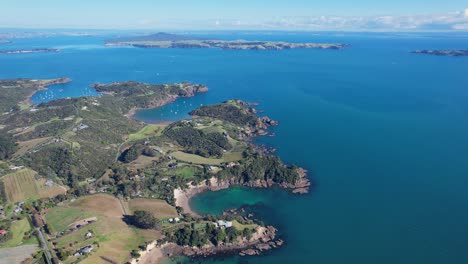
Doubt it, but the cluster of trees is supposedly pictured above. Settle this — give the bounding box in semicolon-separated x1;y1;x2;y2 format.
164;123;232;157
218;153;299;185
124;210;161;229
120;145;141;163
15;120;72;141
190;103;258;127
166;223;254;247
0;133;17;160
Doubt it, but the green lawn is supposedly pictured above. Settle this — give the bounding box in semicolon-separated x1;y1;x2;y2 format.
232;220;258;231
171;151;224;165
127;124;165;141
0;218;37;248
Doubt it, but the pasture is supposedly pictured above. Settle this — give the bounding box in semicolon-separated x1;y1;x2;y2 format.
127;198;178;219
46;194;161;264
0;169;67;204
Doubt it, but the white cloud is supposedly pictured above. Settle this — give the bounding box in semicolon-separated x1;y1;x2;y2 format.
209;9;468;31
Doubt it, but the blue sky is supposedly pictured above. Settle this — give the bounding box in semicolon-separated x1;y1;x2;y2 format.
1;0;467;30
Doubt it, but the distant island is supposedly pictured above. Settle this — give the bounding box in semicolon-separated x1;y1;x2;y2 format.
412;50;468;57
0;48;60;54
0;78;309;263
106;32;349;50
0;39;11;44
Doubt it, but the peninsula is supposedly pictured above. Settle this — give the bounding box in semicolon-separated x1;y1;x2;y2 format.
105;32;348;50
412;49;468;57
0;79;309;263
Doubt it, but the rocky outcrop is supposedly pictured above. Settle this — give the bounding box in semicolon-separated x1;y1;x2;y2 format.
159;225;282;259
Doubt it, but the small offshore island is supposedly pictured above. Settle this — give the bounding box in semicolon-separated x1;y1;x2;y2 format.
0;78;309;263
412;49;468;57
0;48;60;54
106;32;349;50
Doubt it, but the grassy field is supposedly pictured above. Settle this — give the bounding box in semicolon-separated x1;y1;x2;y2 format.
0;218;38;248
0;244;38;264
171;151;224;165
232;220;258;231
1;169;67;204
47;194;161;264
127;124;166;141
128;198;178;219
128;155;160;170
45;207;93;233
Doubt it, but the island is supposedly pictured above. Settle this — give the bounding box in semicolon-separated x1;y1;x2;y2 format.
0;48;60;54
0;79;309;263
412;50;468;57
105;32;349;50
0;39;11;44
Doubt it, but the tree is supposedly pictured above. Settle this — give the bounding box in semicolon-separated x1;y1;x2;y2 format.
125;210;160;229
120;145;140;163
0;133;17;160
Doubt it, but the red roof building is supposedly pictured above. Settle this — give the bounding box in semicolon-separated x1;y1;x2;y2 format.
0;230;8;235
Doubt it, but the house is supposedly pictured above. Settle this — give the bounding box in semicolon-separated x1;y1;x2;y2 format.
74;245;94;256
168;163;178;169
168;218;174;223
174;217;180;223
0;230;8;235
209;166;219;171
85;232;93;239
13;207;23;214
73;123;89;132
217;220;233;228
226;162;237;168
10;166;25;171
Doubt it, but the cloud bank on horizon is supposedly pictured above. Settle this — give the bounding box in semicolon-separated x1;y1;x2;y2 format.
208;9;468;31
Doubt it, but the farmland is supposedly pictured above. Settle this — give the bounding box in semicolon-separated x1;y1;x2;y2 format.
45;194;161;264
171;151;224;165
0;169;67;204
127;198;178;219
0;218;38;248
0;244;39;264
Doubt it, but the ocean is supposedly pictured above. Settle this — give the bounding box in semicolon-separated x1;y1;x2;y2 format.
1;31;468;263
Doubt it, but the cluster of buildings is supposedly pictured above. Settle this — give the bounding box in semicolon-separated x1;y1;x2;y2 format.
168;217;180;223
13;202;25;214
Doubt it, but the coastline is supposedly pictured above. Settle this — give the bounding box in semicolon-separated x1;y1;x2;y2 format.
174;172;310;217
23;77;72;105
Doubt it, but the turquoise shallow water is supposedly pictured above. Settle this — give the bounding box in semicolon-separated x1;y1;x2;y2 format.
1;32;468;263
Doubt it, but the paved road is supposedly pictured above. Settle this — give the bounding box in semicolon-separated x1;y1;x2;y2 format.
36;227;52;264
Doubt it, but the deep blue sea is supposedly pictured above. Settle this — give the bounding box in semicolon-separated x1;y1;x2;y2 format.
1;31;468;264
